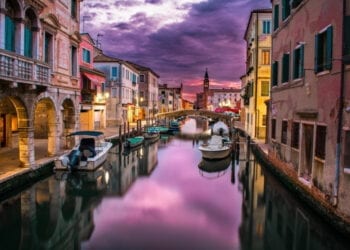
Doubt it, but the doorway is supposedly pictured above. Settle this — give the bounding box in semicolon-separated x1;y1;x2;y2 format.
301;124;314;181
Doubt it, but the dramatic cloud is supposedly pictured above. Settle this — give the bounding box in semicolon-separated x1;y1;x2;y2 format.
81;0;271;101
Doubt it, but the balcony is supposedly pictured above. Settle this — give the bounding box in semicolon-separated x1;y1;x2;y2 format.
0;49;50;86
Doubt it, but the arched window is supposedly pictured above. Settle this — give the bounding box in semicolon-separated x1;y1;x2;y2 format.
24;9;36;58
5;1;17;52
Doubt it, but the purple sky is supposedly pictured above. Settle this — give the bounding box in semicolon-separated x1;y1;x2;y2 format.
81;0;271;101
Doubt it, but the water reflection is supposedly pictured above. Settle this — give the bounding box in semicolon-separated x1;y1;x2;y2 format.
0;121;349;249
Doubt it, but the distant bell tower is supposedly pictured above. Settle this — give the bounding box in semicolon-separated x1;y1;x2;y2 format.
203;68;210;109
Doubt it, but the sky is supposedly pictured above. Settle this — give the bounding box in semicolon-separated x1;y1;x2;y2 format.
80;0;271;101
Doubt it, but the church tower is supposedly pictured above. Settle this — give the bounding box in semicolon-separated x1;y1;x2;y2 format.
203;68;210;109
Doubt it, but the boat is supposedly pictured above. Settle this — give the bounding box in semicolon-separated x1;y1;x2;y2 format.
198;156;231;173
212;121;229;135
144;127;160;144
198;135;232;160
54;131;113;171
124;136;144;148
168;119;180;133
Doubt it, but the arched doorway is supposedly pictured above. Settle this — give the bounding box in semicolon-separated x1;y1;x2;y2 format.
33;98;57;158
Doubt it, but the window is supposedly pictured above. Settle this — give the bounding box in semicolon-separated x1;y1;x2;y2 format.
44;32;53;64
71;46;77;76
273;4;279;31
111;67;118;79
281;120;288;144
291;0;303;8
261;81;269;96
111;88;117;97
293;45;304;79
5;1;16;52
262;20;271;34
101;82;105;93
24;11;34;58
71;0;77;19
262;50;270;65
315;125;327;159
140;74;145;82
262;115;267;126
344;130;350;169
282;53;290;83
82;49;91;63
272;61;279;86
291;122;300;149
132;73;137;84
282;0;291;20
271;119;276;140
315;26;333;73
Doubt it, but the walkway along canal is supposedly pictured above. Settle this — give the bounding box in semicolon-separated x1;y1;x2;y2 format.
0;118;349;249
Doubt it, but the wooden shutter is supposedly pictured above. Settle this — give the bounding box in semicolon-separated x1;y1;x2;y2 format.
325;26;333;70
5;16;15;52
300;45;304;77
314;34;319;73
274;5;279;30
282;54;290;83
24;26;32;57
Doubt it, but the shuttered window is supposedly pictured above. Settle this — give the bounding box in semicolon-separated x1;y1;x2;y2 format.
291;122;300;149
261;81;269;96
315;125;327;159
263;20;271;34
281;120;288;144
282;0;291;20
314;26;333;73
5;16;15;52
273;5;279;31
282;53;290;83
271;119;276;140
344;131;350;169
82;49;91;63
272;61;279;86
293;45;304;79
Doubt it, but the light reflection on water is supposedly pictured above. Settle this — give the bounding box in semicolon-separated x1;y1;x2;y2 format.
0;118;349;249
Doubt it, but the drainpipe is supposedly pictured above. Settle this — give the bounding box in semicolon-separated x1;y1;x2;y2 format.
333;0;346;206
255;12;259;138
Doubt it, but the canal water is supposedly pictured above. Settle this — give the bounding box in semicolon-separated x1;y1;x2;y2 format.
0;118;349;250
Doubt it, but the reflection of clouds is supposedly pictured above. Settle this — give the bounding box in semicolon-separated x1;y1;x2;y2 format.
85;139;242;249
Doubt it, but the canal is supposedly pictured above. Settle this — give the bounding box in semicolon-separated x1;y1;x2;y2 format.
0;118;349;249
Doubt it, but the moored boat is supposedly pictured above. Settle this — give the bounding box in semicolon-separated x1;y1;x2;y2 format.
198;135;232;160
124;136;144;148
54;131;113;171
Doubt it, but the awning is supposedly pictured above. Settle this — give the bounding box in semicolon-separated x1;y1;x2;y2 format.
82;72;105;86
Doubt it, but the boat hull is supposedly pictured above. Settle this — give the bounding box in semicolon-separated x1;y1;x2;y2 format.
54;142;113;171
198;145;231;160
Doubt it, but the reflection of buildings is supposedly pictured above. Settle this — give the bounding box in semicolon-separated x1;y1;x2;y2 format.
139;142;158;176
239;158;265;250
264;170;349;250
0;170;108;249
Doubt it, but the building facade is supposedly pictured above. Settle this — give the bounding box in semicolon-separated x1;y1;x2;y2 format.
242;9;272;139
207;88;241;112
158;84;183;113
0;0;82;166
94;53;139;126
269;0;350;214
127;62;159;122
79;33;107;130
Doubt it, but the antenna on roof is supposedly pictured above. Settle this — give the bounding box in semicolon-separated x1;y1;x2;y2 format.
96;33;103;49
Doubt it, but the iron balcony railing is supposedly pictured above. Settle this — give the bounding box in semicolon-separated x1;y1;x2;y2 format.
0;49;51;85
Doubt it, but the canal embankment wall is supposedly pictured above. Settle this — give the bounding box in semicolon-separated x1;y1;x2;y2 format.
234;128;350;236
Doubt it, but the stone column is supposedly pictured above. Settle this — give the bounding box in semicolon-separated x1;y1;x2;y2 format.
18;127;35;168
47;122;59;156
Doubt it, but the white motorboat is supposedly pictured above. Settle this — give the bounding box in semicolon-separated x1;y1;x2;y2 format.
198;135;232;160
54;131;113;171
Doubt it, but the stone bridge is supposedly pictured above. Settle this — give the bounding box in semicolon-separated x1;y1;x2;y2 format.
155;109;233;123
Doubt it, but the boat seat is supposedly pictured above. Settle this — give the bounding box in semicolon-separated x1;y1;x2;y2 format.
79;138;96;160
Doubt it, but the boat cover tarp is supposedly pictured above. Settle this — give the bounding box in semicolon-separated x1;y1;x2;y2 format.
68;131;104;137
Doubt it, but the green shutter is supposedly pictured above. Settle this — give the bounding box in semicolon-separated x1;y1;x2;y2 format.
24;26;32;57
300;45;304;77
274;5;279;30
314;34;319;73
282;54;290;83
293;49;297;79
5;16;15;52
272;61;278;86
325;26;333;70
